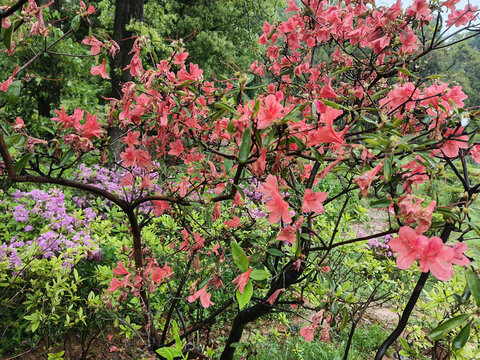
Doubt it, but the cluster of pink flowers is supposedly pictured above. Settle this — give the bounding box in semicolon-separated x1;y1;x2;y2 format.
388;226;470;281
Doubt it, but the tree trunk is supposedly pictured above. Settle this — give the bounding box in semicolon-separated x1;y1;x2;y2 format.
220;261;304;360
110;0;144;98
109;0;144;161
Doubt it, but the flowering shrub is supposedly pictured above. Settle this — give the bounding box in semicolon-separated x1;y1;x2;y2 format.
1;1;480;359
0;187;100;268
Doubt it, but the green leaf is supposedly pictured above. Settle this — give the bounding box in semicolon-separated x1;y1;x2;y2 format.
238;127;252;164
214;102;238;115
330;66;351;77
59;149;75;167
429;314;470;341
3;26;13;50
321;99;342;110
250;269;271;281
236;280;253;309
71;15;81;31
231;241;248;272
395;67;415;78
465;269;480;307
369;198;392;208
384;155;393;182
399;337;411;351
14;153;34;173
310;147;322;161
227;119;236;134
4;133;23;148
452;323;471;350
416;152;437;169
6;80;21;105
156;347;182;360
339;308;349;332
267;248;283;257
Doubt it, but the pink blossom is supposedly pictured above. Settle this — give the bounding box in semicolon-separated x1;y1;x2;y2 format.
389;226;429;269
419;237;455;281
302;189;327;214
232;268;252;294
188;285;214;308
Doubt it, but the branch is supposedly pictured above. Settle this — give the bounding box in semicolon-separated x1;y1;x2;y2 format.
374;224;454;360
0;0;28;20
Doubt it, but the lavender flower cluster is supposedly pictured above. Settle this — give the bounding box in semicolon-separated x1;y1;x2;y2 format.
72;164;162;214
366;234;394;258
0;187;100;269
241;177;267;219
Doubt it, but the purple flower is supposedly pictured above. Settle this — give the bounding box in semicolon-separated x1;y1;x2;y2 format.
13;205;29;222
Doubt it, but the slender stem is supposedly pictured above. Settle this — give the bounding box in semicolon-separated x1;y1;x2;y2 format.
160;255;194;346
374;225;453;360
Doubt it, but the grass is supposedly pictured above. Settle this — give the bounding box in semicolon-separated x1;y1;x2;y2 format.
246;323;393;360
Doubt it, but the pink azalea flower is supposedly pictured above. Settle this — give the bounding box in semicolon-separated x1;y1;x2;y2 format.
187;285;214;308
257;94;283;129
419;237;455;281
441;128;468;158
302;189;327;214
388;226;429;269
354;163;383;197
231;268;252;294
265;193;292;224
91;59;110;79
112;261;129;276
451;243;470;266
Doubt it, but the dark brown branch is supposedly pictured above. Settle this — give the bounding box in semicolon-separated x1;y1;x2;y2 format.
0;0;28;19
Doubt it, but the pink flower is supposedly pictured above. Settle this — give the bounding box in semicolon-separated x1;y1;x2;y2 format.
302;189;327;214
470;145;480;164
188;285;214;308
265;193;292;224
257;95;283;129
354;163;383;197
232;268;252;294
277;225;297;244
441;128;469;158
224;216;242;229
266;289;285;305
388;226;429;269
300;325;315;342
82;36;103;55
419;237;455;281
258;174;279;198
151;263;173;284
107;277;123;293
91;59;110;79
451;243;470;266
112;261;129;276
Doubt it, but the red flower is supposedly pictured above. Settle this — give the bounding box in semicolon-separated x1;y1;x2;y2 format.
451;243;470;266
266;288;285;305
82;36;103;55
82;113;102;139
257;95;283;129
441;128;468;158
113;261;129;276
258;175;280;198
224;216;241;229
